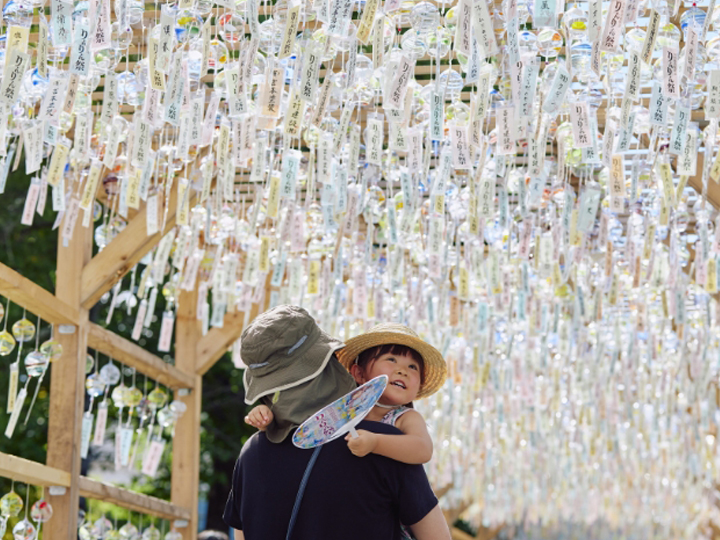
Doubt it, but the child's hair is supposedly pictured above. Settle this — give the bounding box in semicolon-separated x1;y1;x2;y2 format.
355;344;425;386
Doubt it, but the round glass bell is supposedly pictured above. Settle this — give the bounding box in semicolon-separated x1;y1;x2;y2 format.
99;363;122;386
0;330;16;356
12;519;36;540
141;525;161;540
39;339;63;362
119;523;140;540
92;517;113;538
24;350;49;378
157;407;175;428
111;384;129;408
85;373;106;398
125;387;143;408
85;354;95;374
147;387;168;410
30;499;52;523
12;318;35;342
0;491;23;517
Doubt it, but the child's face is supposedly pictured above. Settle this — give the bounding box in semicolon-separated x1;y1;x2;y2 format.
355;352;422;406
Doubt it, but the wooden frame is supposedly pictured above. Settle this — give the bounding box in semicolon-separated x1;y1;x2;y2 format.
4;6;710;537
0;147;713;538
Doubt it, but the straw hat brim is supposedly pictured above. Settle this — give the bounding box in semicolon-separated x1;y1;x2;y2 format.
336;331;447;399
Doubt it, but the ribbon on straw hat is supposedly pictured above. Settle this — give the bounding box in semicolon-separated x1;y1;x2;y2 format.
336;323;447;399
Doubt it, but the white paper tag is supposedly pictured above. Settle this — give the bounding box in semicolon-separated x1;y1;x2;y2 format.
37;177;48;216
669;103;690;155
542;66;571;115
430;91;444;141
454;0;473;55
21;181;40;226
51;0;73;46
451;125;472;169
641;9;660;64
569;102;592;148
119;426;133;467
158;311;175;352
61;197;81;245
683;25;699;83
496;106;516;155
708;71;720;119
662;48;680;98
0;50;29;105
146;194;159;236
600;0;626;52
299;43;321;102
4;386;26;439
7;362;18;413
367;115;384;165
142;439;166;477
91;0;111;52
132;299;148;340
650;81;669;126
677;129;697;175
472;0;498;56
22;123;43;175
625;51;641;101
534;0;556;27
69;20;90;75
92;402;108;446
80;411;93;458
588;0;601;41
38;17;49;82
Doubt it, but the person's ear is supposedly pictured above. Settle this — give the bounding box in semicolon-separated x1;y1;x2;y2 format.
350;364;366;384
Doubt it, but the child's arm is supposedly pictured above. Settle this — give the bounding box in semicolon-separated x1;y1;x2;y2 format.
245;404;273;431
345;410;433;464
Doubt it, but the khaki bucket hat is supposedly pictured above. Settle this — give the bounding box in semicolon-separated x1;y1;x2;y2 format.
242;305;345;404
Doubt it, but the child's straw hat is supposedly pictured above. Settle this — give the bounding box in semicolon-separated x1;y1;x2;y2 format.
336;323;447;399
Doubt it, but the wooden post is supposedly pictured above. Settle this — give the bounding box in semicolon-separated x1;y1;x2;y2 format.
45;215;92;540
172;289;202;539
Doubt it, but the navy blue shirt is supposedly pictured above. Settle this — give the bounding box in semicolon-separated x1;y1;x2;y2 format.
223;421;438;540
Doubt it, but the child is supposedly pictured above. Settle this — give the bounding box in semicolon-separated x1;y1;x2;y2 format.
246;322;447;465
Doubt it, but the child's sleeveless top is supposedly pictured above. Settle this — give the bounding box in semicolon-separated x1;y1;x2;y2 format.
380;406;411;427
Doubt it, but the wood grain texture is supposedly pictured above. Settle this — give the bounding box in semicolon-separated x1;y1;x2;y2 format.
87;322;195;389
0;262;80;325
45;214;92;540
78;477;191;520
172;289;202;540
80;185;197;310
0;452;71;487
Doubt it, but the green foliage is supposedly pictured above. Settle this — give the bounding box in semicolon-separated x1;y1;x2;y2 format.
0;169;255;533
455;518;478;537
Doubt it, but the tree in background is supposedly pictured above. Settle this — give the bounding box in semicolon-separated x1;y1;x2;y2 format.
0;166;254;532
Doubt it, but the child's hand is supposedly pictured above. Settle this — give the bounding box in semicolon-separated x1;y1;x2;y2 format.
345;429;378;457
245;405;273;431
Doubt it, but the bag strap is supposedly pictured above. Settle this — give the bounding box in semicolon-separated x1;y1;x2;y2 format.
285;446;323;540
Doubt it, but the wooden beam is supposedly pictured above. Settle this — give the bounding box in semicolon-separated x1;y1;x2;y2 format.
80;184;197;310
172;289;202;540
45;211;93;540
86;323;194;390
0;452;71;487
78;477;191;521
196;309;247;376
0;262;80;325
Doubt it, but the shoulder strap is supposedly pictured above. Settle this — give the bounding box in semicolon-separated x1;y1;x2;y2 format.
286;445;323;540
